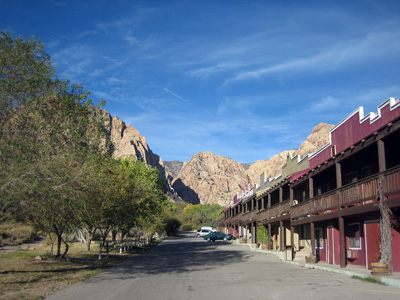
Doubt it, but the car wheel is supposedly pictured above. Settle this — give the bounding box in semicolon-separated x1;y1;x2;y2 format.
207;237;211;242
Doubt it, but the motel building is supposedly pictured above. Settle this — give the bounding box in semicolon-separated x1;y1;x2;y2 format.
220;97;400;273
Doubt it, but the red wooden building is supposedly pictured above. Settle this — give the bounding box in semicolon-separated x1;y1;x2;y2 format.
220;97;400;272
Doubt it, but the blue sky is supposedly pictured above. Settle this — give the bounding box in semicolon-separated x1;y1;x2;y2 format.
1;0;399;163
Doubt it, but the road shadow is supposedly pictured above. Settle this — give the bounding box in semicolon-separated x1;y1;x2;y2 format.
82;233;251;283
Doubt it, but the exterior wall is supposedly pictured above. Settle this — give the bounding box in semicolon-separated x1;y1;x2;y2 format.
309;98;400;169
282;152;309;177
392;224;400;272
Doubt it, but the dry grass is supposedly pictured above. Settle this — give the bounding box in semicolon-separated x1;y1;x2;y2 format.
0;241;155;300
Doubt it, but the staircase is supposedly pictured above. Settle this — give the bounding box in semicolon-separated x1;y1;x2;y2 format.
293;248;309;266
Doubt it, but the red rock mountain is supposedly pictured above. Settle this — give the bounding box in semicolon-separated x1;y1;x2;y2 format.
99;109;334;206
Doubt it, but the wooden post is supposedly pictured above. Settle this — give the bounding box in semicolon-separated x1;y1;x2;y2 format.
290;186;294;205
309;177;314;199
377;139;386;172
336;163;342;188
280;220;284;251
310;221;315;256
339;215;346;268
291;223;295;255
268;223;272;250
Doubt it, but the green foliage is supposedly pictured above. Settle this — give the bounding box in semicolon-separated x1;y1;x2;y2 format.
0;31;56;120
257;224;269;245
163;218;182;236
0;32;169;257
0;223;37;245
180;204;222;230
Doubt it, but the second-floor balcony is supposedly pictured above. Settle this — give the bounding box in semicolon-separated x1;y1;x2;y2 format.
258;200;291;221
291;166;400;220
220;166;400;227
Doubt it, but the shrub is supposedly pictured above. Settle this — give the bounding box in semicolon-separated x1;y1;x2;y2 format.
257;224;269;246
164;218;181;236
0;223;37;245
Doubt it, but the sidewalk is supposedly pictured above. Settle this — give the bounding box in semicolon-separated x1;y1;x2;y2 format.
235;241;400;289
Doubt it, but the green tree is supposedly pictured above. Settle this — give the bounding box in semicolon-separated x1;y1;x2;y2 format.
181;204;222;230
0;32;108;257
0;31;56;120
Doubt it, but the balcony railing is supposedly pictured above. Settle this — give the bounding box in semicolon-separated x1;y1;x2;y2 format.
220;166;400;226
291;166;400;220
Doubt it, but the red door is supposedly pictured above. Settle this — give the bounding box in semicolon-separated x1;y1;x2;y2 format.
365;222;380;269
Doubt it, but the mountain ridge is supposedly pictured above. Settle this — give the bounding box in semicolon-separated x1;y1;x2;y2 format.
100;109;334;206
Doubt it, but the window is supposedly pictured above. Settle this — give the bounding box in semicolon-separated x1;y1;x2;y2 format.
361;166;371;179
315;228;324;249
348;223;361;249
345;171;358;185
300;224;310;240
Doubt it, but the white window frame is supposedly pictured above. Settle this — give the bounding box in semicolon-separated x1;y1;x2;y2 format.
348;223;362;250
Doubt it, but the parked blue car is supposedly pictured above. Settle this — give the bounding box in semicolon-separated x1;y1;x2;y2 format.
204;231;232;242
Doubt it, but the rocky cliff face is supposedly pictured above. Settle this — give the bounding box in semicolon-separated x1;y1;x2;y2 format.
100;109;173;193
172;123;334;205
171;152;248;205
164;160;185;178
98;108;334;206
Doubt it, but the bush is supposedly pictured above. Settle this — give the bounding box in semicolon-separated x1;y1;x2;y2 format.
257;224;269;246
164;218;181;236
0;223;37;245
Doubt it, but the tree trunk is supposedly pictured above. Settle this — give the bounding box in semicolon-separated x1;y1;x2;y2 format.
86;229;93;251
112;229;117;244
54;226;63;258
61;236;69;258
378;176;393;273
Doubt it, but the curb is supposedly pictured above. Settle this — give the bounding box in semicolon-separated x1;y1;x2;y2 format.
235;242;400;289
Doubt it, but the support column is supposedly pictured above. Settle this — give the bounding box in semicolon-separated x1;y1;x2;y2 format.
268;223;272;250
268;194;271;208
279;186;283;203
280;220;284;251
310;221;315;255
262;196;265;210
336;162;342;188
309;177;314;199
253;222;257;245
290;186;294;205
291;223;295;253
377;139;386;172
339;215;346;268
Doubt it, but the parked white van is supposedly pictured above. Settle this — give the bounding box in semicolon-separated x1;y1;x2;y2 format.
196;226;215;237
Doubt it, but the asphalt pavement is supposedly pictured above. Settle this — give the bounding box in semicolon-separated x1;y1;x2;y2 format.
46;232;400;300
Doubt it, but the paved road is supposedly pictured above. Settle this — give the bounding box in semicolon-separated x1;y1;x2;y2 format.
47;232;400;300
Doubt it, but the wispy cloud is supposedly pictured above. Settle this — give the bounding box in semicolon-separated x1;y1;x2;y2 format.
224;30;400;85
149;82;190;103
